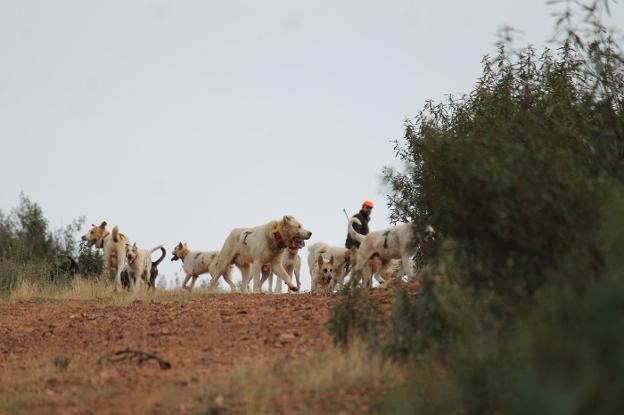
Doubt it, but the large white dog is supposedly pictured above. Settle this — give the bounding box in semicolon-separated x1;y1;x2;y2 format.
307;242;351;291
213;215;312;293
352;223;434;286
81;221;128;292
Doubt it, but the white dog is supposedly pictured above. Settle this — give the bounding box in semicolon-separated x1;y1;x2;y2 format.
213;215;312;293
125;242;164;292
259;247;301;293
353;224;435;286
170;242;238;292
307;242;351;291
81;221;128;292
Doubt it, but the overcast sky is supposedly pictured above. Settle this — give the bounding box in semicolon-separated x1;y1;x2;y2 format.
1;1;622;290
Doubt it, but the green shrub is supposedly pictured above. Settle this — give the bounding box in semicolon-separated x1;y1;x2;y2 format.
328;285;379;348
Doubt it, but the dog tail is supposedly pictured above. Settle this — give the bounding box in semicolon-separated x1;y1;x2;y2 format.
151;246;166;267
112;226;121;243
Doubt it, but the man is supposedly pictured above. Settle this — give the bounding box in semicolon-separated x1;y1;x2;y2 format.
345;200;373;249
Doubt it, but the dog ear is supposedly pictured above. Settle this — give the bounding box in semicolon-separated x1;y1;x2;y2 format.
317;255;324;268
184;242;188;248
99;221;107;228
329;256;334;265
282;215;293;223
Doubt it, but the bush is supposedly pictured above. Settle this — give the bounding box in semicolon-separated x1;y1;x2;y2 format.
328;285;380;349
0;194;102;298
329;2;624;413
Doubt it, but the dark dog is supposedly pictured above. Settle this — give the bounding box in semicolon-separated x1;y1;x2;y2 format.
48;255;81;281
121;247;166;291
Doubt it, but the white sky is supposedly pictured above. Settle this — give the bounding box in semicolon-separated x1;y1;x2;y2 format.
1;1;622;290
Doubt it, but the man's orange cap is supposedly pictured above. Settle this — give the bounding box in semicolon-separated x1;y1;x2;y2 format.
362;200;374;208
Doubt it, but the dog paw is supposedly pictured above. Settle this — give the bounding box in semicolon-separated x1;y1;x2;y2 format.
288;285;299;292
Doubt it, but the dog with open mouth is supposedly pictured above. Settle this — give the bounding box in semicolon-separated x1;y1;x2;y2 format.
121;246;166;290
125;242;164;292
170;242;239;292
212;215;312;293
81;221;128;292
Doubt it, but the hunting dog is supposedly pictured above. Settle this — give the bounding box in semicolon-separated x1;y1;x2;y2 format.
121;246;166;290
125;243;164;292
170;242;237;292
310;255;335;294
352;223;435;287
81;221;128;292
259;247;301;293
307;242;351;291
213;215;312;293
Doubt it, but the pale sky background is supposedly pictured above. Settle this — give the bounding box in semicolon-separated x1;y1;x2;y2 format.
1;1;622;291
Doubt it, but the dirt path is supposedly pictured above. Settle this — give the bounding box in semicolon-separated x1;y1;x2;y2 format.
0;293;352;414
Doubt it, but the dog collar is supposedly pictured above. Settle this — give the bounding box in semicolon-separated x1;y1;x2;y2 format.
273;226;287;249
96;232;110;249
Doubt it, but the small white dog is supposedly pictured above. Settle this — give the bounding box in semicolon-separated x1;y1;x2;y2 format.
260;247;301;293
307;242;351;291
213;215;312;293
125;243;164;292
170;242;238;292
353;223;435;286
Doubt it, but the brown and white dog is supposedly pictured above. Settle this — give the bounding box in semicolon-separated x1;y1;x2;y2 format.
170;242;237;292
307;242;351;291
310;255;335;294
213;215;312;293
81;221;128;292
125;243;164;292
259;247;301;293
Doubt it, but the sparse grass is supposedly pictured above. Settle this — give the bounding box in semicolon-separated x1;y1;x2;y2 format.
2;275;226;305
194;340;406;414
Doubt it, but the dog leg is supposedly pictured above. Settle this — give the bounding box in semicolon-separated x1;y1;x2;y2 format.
113;251;124;293
240;264;251;293
260;264;272;293
294;264;300;291
401;253;415;279
251;261;263;293
272;261;298;292
189;275;198;290
275;275;283;294
182;274;192;290
222;267;238;292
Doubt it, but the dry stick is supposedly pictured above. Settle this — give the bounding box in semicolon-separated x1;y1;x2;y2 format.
99;347;172;370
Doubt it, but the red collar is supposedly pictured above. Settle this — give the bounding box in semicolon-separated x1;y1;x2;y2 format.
273;226;287;249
